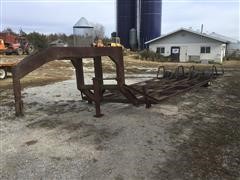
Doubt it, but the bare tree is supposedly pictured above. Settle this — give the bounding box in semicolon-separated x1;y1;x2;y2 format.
91;23;105;39
19;28;27;36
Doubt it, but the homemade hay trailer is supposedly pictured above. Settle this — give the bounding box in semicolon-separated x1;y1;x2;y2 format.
11;47;223;117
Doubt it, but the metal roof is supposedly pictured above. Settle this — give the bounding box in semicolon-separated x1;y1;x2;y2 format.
210;32;239;43
145;28;228;44
73;17;93;28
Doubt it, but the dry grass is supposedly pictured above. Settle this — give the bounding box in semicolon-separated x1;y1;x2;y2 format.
1;54;240;90
0;60;73;89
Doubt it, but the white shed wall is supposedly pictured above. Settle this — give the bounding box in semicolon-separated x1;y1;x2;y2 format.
148;31;226;63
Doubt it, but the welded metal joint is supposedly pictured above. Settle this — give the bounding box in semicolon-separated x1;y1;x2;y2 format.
142;86;151;109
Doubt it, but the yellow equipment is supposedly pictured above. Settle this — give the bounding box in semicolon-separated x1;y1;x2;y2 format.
108;37;124;48
92;37;124;49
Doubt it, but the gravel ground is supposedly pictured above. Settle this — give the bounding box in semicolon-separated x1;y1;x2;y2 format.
0;60;240;179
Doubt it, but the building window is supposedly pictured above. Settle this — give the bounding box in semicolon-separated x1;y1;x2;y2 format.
206;47;211;53
201;46;211;54
156;47;165;54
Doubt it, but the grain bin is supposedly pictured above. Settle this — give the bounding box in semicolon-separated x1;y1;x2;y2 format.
140;0;162;49
73;17;94;47
116;0;162;49
116;0;136;48
129;28;138;51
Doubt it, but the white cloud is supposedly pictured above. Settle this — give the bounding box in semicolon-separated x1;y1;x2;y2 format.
1;0;239;39
162;1;240;39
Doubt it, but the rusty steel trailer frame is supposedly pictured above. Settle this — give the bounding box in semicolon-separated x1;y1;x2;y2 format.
12;47;129;117
103;65;223;108
12;47;223;117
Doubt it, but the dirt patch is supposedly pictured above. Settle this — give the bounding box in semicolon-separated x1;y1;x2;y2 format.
150;71;240;179
25;140;38;146
26;117;64;129
63;121;124;150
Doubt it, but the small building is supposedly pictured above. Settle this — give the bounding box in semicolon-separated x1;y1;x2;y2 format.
49;39;68;47
210;32;240;58
145;28;228;63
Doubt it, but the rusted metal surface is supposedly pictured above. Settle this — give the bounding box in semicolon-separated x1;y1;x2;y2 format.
12;47;129;117
12;47;223;117
102;65;223;108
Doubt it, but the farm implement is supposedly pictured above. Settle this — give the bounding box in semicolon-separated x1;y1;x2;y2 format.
11;47;223;117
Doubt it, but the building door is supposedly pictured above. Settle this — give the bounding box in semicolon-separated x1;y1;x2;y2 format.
180;46;188;62
171;47;180;62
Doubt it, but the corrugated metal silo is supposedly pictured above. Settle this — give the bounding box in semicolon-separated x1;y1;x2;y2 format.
140;0;162;49
116;0;136;48
73;17;94;47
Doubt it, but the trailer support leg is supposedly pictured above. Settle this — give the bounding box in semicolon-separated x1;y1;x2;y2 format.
93;78;103;118
143;86;151;109
12;76;23;116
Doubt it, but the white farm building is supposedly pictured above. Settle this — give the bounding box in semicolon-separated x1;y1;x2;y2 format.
145;28;228;63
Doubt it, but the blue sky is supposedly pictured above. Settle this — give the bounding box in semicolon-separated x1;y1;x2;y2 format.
0;0;239;40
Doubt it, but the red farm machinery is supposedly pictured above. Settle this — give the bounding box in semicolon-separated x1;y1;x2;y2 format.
0;32;34;55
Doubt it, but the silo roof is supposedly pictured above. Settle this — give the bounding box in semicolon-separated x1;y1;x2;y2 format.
73;17;93;28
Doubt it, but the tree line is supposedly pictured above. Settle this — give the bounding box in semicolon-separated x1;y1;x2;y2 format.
2;23;108;50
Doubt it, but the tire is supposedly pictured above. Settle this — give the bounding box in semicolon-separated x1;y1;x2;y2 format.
16;48;23;55
0;68;7;79
26;45;34;55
